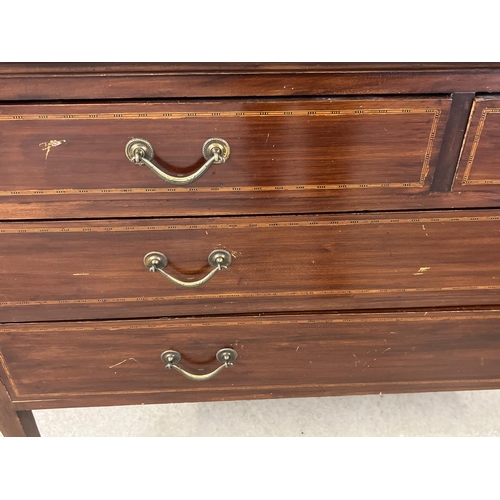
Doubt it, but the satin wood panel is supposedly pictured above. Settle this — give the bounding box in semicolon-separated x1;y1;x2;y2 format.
1;211;500;322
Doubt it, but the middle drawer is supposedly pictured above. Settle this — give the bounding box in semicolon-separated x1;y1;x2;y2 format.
1;210;500;322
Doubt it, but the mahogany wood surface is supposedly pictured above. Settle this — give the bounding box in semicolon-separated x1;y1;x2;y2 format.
3;63;500;433
3;63;500;100
0;378;39;436
1;210;500;322
4;63;500;74
431;93;475;192
453;96;500;194
2;310;500;409
0;98;450;220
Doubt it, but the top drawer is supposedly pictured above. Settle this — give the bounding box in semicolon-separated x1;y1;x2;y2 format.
0;98;451;220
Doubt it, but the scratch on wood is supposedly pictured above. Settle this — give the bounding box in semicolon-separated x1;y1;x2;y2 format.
382;347;391;353
109;357;139;369
73;273;89;276
39;139;66;160
414;266;431;275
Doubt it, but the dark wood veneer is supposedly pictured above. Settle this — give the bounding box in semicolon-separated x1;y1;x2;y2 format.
431;93;475;192
1;211;500;322
0;98;450;220
1;311;500;411
0;378;39;437
2;64;500;100
2;63;500;436
453;96;500;194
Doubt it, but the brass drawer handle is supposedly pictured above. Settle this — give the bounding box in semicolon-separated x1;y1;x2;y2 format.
143;249;232;288
125;137;230;185
161;348;238;381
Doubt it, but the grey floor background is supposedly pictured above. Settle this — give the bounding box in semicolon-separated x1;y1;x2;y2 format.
25;389;500;437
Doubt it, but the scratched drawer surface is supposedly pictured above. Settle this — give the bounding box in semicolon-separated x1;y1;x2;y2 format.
2;210;500;322
2;311;500;406
0;98;451;219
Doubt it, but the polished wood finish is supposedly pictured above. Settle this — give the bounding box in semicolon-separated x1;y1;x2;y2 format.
431;93;475;192
3;63;500;100
2;210;500;322
0;98;450;219
2;311;500;408
3;63;500;436
453;96;500;194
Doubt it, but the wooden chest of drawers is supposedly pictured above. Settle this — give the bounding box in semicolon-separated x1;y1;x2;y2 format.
2;63;500;436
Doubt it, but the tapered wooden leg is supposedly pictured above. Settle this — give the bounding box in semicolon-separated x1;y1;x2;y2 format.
0;379;40;437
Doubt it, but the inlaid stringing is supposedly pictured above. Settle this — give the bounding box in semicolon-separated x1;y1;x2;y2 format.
462;108;500;184
0;107;441;195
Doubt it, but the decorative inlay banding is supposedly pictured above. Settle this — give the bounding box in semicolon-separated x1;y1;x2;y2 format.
462;108;500;185
0;108;440;121
2;304;500;401
1;285;499;309
0;182;424;197
0;107;441;195
0;214;496;309
0;214;496;235
1;313;500;334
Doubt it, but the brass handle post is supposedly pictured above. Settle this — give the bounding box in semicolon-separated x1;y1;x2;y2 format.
125;138;230;185
161;348;238;381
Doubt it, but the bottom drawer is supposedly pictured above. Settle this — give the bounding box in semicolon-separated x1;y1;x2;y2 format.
2;310;500;409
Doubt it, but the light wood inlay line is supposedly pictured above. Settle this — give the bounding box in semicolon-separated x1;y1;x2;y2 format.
0;107;440;195
1;313;500;334
462;108;500;184
0;108;440;121
0;214;497;234
8;378;500;400
1;285;500;308
0;182;424;198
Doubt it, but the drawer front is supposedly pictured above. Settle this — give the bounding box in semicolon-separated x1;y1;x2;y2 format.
1;211;500;322
454;96;500;193
0;98;451;219
2;311;500;405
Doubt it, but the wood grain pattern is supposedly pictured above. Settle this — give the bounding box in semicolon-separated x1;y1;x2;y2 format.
2;63;500;100
0;99;450;219
2;211;500;322
431;93;475;192
453;97;500;192
5;63;500;431
0;378;40;436
3;63;500;74
2;310;500;406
